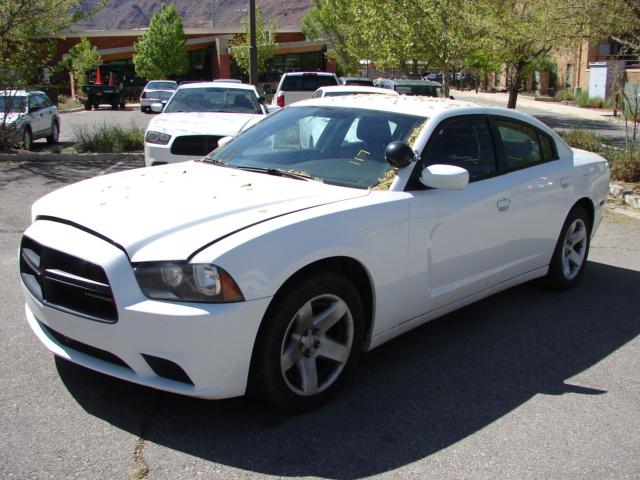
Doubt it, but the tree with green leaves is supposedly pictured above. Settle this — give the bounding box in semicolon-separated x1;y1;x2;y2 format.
60;37;102;100
0;0;104;149
230;7;277;78
133;4;189;80
475;0;610;108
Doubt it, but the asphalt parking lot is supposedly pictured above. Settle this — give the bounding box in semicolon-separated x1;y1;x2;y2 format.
1;156;639;479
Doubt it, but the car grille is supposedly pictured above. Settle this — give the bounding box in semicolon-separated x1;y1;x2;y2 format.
170;135;222;156
20;236;118;323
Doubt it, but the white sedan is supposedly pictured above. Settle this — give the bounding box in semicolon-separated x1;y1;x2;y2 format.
20;96;608;412
311;85;399;98
144;81;266;166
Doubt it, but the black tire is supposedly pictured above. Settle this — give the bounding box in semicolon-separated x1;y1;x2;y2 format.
120;101;126;110
252;272;364;412
46;121;59;145
545;206;591;290
141;106;148;113
84;99;92;111
93;99;99;110
22;127;33;151
111;103;118;110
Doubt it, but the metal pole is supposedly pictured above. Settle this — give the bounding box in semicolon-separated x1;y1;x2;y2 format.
248;0;258;86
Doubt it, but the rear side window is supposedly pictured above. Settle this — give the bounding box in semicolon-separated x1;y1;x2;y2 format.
281;75;337;91
422;116;497;181
495;119;557;170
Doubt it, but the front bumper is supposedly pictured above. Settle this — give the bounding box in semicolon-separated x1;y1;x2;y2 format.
144;141;201;167
22;219;271;399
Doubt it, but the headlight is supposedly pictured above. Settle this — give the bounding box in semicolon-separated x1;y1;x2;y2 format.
134;263;244;303
145;131;171;145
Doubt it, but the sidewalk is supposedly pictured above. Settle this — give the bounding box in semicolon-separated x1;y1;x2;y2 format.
451;89;624;124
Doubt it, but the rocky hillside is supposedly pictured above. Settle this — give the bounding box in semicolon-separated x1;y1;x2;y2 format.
69;0;313;31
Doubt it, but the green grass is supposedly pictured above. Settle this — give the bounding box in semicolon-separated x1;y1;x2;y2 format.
73;122;144;153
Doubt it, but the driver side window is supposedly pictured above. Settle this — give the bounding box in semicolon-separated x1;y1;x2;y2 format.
422;116;497;182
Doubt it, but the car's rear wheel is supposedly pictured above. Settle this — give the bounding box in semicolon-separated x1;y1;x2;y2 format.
253;273;364;412
46;121;59;145
545;206;591;290
22;127;33;151
84;99;92;110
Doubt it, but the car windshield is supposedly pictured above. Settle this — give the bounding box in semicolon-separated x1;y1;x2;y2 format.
396;85;444;97
163;87;261;114
0;96;27;113
206;106;426;190
146;81;176;90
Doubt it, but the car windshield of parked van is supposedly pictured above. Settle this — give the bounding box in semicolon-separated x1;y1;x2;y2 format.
206;106;426;190
163;87;261;114
396;85;444;97
146;81;176;90
0;96;27;113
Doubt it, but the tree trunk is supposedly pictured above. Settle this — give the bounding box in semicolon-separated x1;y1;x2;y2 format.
69;72;76;101
442;68;450;97
507;64;524;109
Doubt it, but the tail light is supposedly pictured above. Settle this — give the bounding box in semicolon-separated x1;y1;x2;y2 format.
276;93;284;108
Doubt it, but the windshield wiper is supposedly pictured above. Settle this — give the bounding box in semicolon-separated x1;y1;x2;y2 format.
202;157;229;167
235;166;312;181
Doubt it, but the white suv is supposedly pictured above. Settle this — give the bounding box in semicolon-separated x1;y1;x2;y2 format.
269;72;338;111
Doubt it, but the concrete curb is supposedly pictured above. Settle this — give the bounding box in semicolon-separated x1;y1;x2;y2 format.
0;151;144;162
609;183;640;210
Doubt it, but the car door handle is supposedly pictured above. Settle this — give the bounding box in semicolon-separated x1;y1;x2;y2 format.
560;177;570;188
497;198;511;211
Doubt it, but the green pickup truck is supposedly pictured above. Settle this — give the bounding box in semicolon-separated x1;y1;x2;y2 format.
81;68;126;110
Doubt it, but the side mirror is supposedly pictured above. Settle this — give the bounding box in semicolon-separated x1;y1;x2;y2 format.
420;164;469;190
218;136;233;147
449;95;455;100
384;141;415;168
151;102;164;113
258;95;266;104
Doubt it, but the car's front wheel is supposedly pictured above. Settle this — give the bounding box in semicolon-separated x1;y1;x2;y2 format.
22;127;33;151
253;273;364;412
545;205;591;290
46;121;59;145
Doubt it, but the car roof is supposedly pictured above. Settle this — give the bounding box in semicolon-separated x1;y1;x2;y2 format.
176;81;257;91
317;86;399;95
281;72;336;77
382;79;442;86
295;94;519;118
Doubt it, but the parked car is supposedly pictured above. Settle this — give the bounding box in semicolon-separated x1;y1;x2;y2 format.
0;90;59;150
269;71;339;110
139;80;177;113
144;81;266;166
339;77;374;86
311;85;399;98
20;95;608;412
375;78;446;97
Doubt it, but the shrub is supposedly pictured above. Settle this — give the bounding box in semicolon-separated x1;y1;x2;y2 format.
560;129;604;152
574;91;605;108
73;122;144;153
554;89;574;102
607;145;640;182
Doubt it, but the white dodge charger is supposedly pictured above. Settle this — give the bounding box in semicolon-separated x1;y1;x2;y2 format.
20;96;609;412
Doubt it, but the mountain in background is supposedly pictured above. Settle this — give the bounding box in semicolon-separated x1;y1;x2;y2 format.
69;0;313;31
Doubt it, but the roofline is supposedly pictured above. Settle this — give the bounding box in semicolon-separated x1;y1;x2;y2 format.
53;26;302;38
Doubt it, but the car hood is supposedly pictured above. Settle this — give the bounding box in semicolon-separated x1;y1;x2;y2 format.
148;112;262;136
31;161;369;262
0;112;23;125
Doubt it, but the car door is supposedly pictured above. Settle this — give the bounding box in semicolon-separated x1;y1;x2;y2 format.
487;116;573;275
27;95;48;136
404;115;514;317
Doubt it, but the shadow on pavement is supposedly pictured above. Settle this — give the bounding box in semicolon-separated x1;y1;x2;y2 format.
0;155;144;188
56;261;640;479
536;115;627;146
